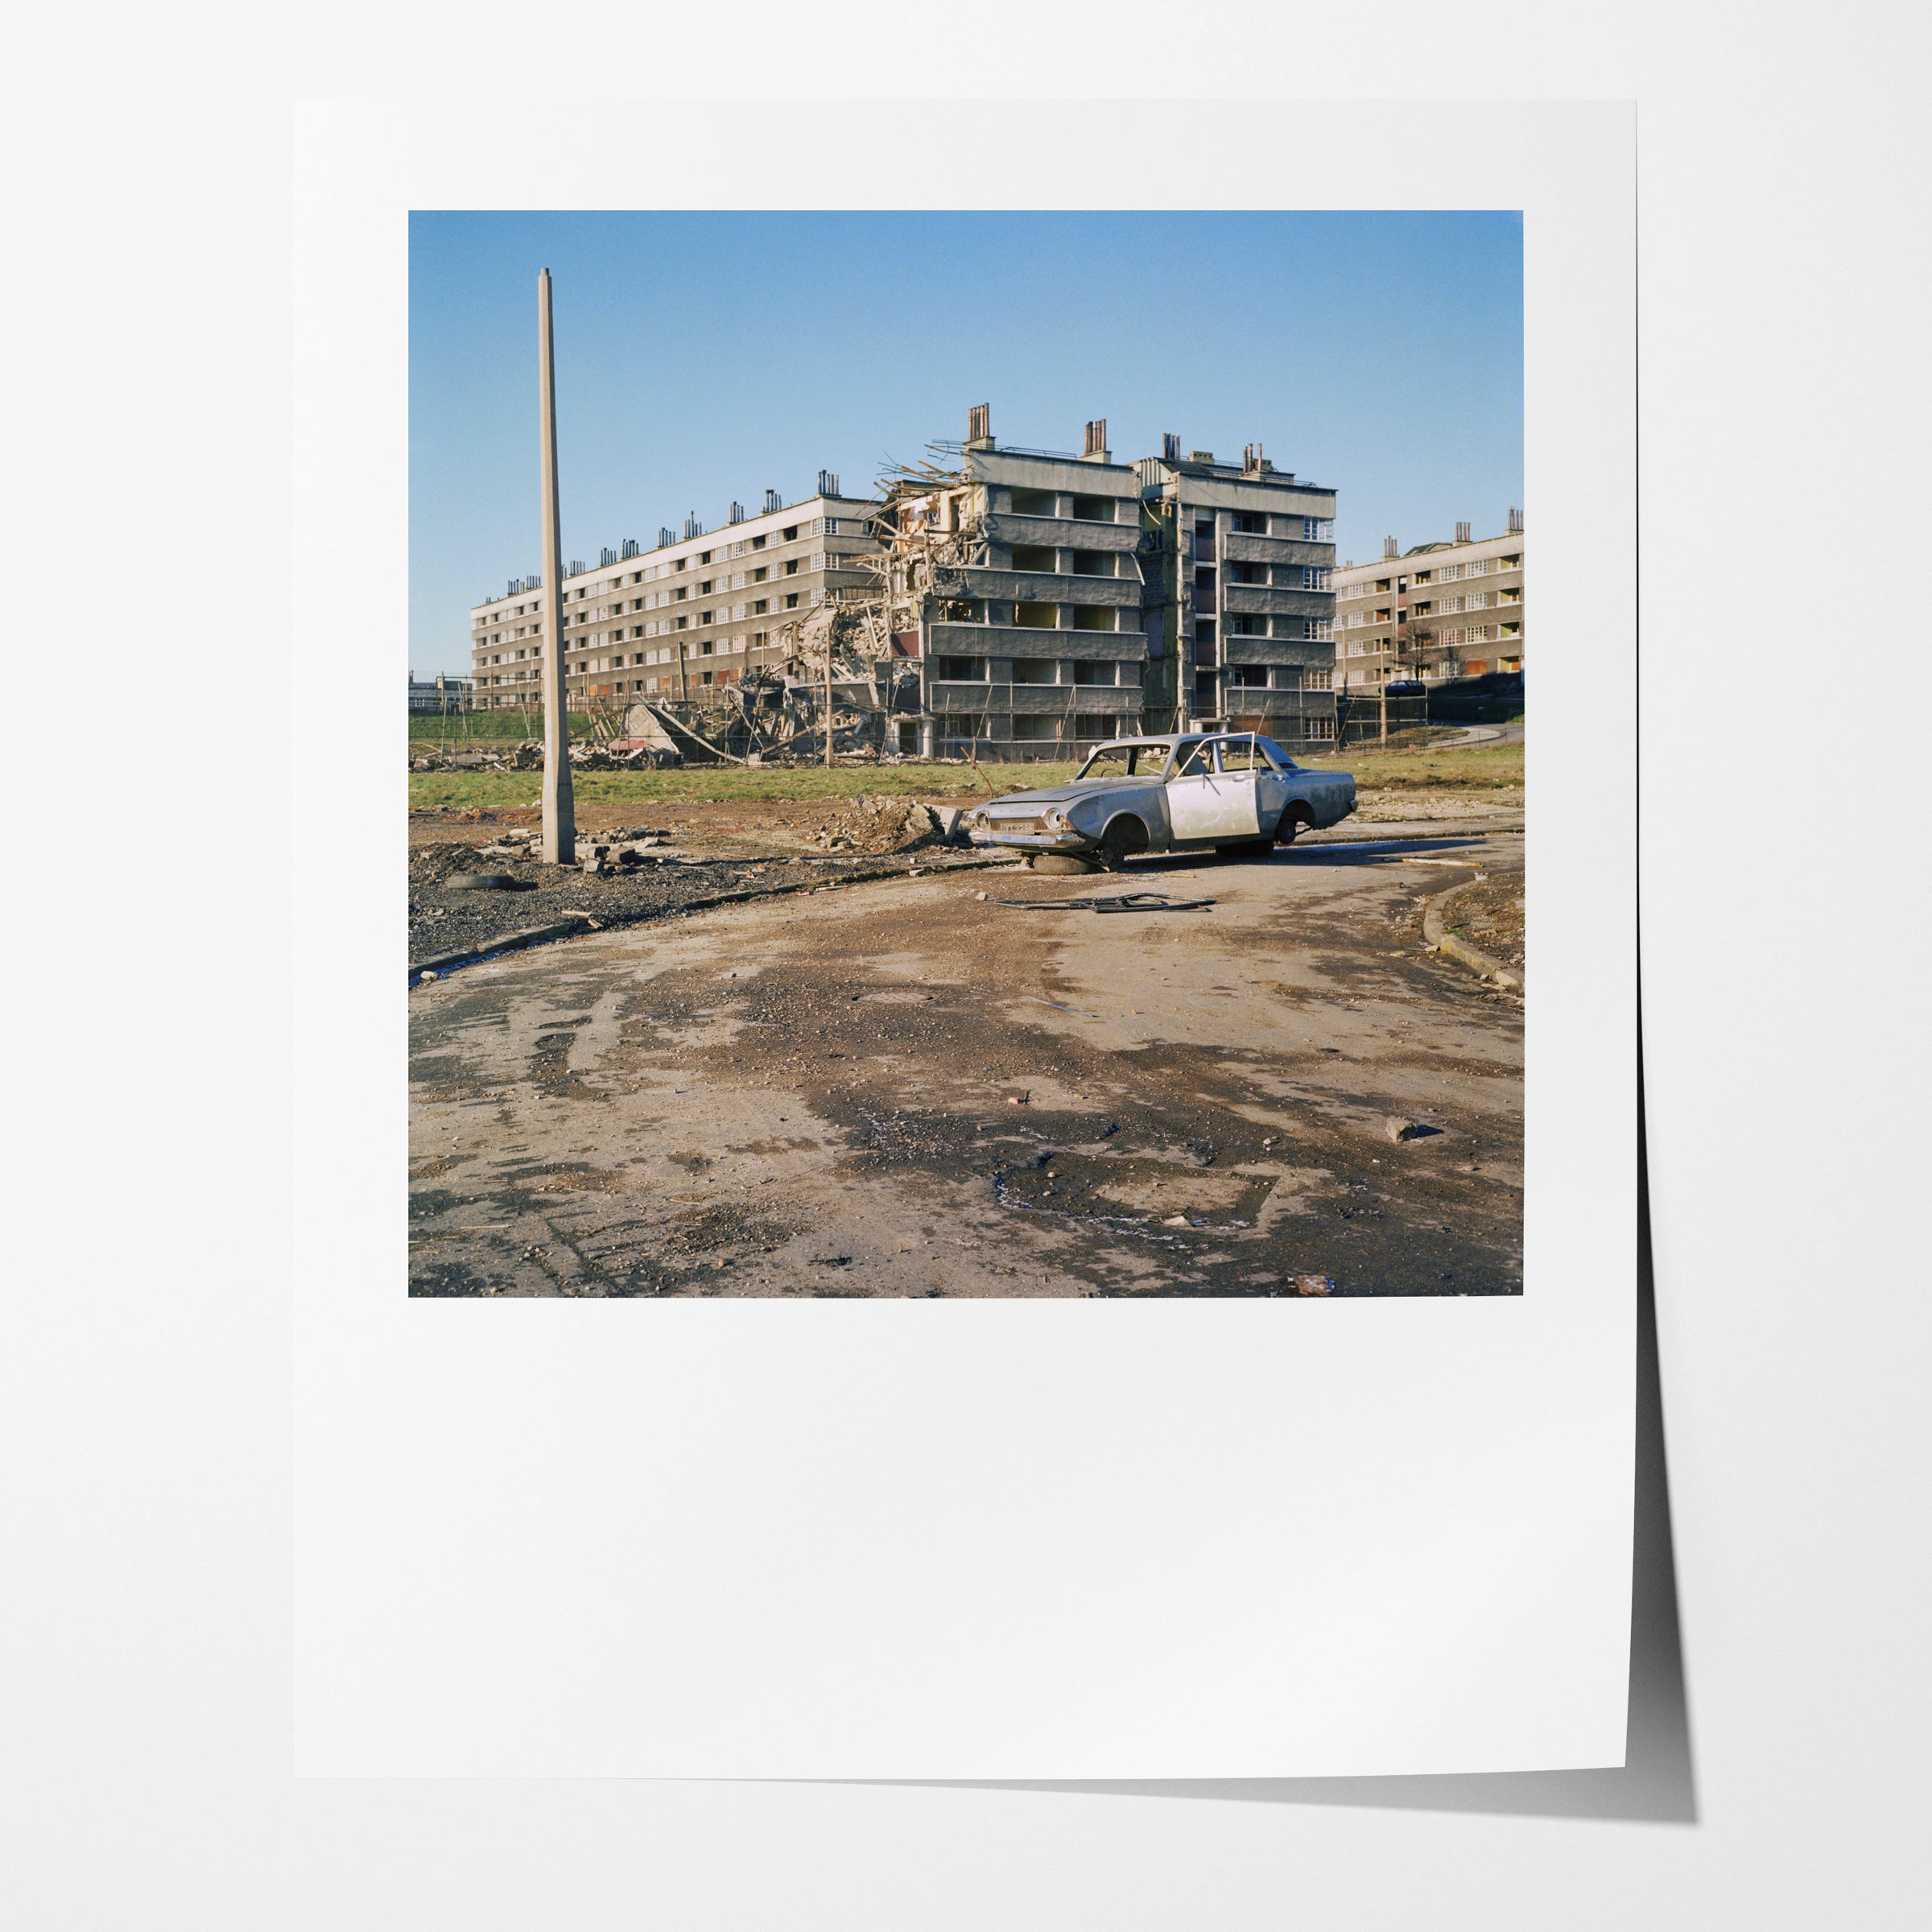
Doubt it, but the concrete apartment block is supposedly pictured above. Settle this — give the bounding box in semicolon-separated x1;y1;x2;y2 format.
1331;515;1525;691
1135;444;1340;745
461;415;1345;759
467;486;881;709
919;428;1150;759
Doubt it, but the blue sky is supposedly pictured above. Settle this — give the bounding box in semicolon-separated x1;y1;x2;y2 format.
410;210;1521;676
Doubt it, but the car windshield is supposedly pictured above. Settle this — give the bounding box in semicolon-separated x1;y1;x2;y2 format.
1074;744;1162;780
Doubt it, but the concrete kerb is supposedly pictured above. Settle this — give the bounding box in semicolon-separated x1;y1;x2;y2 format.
1422;878;1523;992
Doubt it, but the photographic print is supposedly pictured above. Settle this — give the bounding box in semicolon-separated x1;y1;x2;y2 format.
407;209;1525;1298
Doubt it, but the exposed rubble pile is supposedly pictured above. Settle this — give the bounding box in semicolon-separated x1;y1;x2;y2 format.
802;795;955;856
409;741;681;773
411;840;510;885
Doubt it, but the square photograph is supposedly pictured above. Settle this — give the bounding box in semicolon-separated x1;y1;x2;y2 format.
407;209;1525;1298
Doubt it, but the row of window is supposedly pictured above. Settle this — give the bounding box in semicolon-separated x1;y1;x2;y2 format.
1218;613;1334;639
1344;624;1515;657
1212;514;1335;542
931;657;1332;693
1208;564;1332;590
473;519;855;625
1007;489;1133;523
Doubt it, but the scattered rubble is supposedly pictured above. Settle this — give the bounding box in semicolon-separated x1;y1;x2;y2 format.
802;795;958;856
409;740;683;774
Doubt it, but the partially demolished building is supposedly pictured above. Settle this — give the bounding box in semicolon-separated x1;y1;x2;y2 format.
463;409;1340;759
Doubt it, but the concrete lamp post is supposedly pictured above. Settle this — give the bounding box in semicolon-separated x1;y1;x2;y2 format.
536;267;576;865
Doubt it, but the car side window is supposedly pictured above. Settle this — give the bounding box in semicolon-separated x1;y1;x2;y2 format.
1216;738;1265;774
1174;742;1215;778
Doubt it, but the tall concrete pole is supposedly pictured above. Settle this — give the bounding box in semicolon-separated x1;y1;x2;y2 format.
537;268;576;865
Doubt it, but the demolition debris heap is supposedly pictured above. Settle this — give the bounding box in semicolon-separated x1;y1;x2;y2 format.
463;409;1344;762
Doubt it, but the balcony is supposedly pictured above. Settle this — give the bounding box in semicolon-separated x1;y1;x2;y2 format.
1219;531;1332;568
960;566;1140;608
985;512;1137;551
1223;583;1331;620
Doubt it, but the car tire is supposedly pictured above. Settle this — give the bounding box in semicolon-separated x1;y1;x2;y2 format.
1275;810;1312;847
1096;817;1146;872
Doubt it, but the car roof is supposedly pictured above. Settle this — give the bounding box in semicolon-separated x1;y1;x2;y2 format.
1088;733;1286;753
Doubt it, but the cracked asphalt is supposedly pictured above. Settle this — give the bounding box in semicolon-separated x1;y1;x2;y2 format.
408;820;1525;1298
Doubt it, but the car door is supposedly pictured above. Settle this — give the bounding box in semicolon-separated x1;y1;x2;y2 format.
1166;737;1263;844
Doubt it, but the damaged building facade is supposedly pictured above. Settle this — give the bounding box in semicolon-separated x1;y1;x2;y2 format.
463;410;1340;758
886;411;1340;758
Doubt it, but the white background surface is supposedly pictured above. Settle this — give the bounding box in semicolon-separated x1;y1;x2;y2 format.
5;3;1927;1926
291;98;1633;1782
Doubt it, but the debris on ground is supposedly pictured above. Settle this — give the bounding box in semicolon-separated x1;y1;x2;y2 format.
802;795;956;856
1292;1274;1334;1296
991;893;1216;914
1439;875;1527;970
1385;1118;1443;1143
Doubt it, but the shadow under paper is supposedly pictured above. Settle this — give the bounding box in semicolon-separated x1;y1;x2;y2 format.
886;1034;1696;1824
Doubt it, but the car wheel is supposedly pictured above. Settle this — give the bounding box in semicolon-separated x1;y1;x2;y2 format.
1275;811;1311;847
1097;819;1136;873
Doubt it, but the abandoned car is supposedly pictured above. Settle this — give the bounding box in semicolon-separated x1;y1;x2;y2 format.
964;733;1356;866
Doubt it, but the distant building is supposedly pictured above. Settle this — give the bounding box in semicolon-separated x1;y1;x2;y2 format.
1331;513;1525;691
408;671;472;712
466;481;881;708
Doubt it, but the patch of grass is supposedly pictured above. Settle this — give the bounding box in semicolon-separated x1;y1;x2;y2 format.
1302;741;1523;791
407;762;1086;811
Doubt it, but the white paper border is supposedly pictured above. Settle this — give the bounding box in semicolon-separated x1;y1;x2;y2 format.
294;97;1634;1778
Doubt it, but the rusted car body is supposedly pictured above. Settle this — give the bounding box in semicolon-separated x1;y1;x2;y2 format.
963;733;1356;865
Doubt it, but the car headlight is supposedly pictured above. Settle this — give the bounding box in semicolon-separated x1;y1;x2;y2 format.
1045;809;1067;829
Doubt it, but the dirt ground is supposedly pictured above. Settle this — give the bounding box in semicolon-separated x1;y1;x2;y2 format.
409;823;1525;1299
